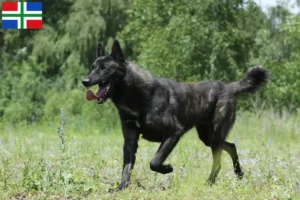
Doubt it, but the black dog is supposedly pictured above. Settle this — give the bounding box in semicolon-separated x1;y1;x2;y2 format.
82;40;268;190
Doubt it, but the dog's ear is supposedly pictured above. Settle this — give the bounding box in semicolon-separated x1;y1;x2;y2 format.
111;40;125;62
96;43;105;58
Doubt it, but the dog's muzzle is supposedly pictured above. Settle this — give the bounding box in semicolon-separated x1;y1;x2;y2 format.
82;78;92;87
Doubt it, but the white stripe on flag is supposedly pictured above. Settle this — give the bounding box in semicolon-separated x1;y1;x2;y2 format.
2;2;21;14
24;17;42;20
23;2;42;14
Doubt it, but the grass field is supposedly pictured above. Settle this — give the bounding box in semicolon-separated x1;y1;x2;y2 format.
0;110;299;199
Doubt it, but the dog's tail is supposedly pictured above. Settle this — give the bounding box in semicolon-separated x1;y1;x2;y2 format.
228;66;269;95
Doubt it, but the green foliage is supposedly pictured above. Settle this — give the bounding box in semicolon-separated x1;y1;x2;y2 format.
121;0;272;82
0;56;47;121
248;5;300;110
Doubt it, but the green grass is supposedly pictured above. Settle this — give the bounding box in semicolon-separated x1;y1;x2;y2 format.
0;110;299;199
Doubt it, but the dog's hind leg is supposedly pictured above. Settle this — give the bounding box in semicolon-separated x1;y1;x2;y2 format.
150;133;182;174
196;125;212;147
206;138;222;185
222;141;244;179
206;102;235;185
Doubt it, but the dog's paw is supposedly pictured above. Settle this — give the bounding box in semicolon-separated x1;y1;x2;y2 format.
205;175;216;186
118;181;130;191
108;188;115;193
236;170;244;180
108;181;129;193
205;181;213;187
150;163;173;174
205;179;215;187
160;164;173;174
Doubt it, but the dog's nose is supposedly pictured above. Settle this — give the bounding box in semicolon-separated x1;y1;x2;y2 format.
82;78;91;87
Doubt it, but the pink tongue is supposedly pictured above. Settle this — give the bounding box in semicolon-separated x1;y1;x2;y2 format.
85;87;107;101
86;90;97;101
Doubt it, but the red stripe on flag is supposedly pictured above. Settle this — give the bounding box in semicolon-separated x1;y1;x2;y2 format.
2;2;18;11
26;20;43;29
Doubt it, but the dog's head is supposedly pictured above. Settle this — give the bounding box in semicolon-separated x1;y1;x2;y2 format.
82;40;126;104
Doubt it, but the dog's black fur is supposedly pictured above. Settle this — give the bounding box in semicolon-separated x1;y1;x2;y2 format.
82;40;268;190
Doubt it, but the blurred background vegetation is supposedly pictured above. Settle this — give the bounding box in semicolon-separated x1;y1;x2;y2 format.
0;0;300;124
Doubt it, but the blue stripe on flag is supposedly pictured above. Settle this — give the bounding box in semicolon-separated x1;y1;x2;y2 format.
2;20;18;29
26;2;42;11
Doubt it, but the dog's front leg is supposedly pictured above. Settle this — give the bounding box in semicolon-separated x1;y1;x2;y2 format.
117;121;139;191
150;133;181;174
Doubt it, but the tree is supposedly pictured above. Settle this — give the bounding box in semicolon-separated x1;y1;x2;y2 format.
121;0;268;82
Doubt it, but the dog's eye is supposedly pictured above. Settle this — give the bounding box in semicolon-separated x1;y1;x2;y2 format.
100;65;105;70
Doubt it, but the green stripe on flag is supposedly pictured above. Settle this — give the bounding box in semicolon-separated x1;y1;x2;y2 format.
2;14;42;17
21;2;23;29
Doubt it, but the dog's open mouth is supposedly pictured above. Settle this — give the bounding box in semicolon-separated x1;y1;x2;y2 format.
86;81;111;104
